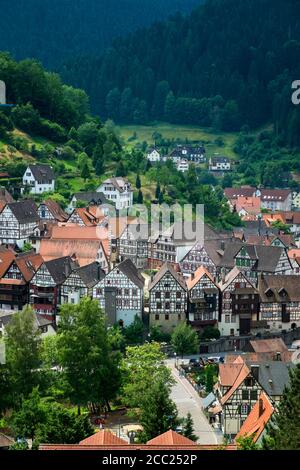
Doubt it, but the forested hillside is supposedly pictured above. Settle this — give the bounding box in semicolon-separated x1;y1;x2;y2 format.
61;0;300;146
0;0;200;68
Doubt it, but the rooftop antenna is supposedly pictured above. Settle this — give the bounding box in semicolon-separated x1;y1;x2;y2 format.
0;80;14;108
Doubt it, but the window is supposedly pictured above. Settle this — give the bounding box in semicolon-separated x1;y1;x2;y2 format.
241;404;249;415
156;302;162;309
250;390;258;401
176;303;181;310
242;390;249;400
165;314;169;320
155;314;159;320
165;302;170;310
155;292;161;299
165;292;170;299
176;292;182;299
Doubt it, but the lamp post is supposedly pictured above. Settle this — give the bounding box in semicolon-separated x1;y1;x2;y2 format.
174;352;177;368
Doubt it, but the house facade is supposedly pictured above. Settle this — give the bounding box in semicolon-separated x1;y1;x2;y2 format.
209;156;231;172
97;177;133;210
93;259;144;327
0;200;40;248
30;256;75;318
258;274;300;332
22;164;55;195
149;262;188;333
60;262;105;306
219;268;260;337
0;252;42;311
146;148;161;162
187;266;219;331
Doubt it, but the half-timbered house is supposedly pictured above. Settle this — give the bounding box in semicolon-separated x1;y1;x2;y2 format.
0;251;42;311
37;199;68;223
149;262;188;333
0;199;40;248
219;267;259;336
93;258;144;327
257;275;300;333
60;262;105;306
186;266;219;332
118;222;149;269
30;256;76;318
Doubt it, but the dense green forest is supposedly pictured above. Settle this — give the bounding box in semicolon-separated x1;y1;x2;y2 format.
60;0;300;146
0;0;200;68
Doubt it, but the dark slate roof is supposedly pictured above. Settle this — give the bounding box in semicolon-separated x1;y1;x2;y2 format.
246;361;295;397
258;275;300;302
45;256;76;284
254;245;287;273
29;164;54;182
0;312;52;329
149;261;187;291
214;242;287;273
75;262;105;288
8;199;40;224
73;191;110;205
117;259;144;289
237;220;278;238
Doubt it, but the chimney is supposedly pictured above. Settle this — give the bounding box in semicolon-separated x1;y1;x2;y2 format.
220;240;225;251
251;365;260;381
258;398;264;418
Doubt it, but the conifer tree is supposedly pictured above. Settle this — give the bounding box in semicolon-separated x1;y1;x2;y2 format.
262;365;300;450
182;412;198;442
136;174;141;189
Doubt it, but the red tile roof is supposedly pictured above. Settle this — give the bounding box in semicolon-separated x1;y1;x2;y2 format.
236;392;274;443
187;265;217;291
79;430;128;446
220;362;250;405
147;430;197;446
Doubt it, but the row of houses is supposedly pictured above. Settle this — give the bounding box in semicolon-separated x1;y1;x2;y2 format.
146;145;206;164
1;241;300;336
21;164;133;211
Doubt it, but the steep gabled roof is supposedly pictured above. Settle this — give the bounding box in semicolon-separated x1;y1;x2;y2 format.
236;392;274;443
116;259;145;289
219;267;255;292
147;430;197;446
75;262;105;288
149;262;187;291
79;430;128;446
258;275;300;302
219;361;246;387
44;256;76;284
15;252;43;282
73;191;109;205
40;199;68;222
8;199;39;224
0;249;15;277
245;361;295;397
28;164;54;182
0;187;14;203
220;362;250;405
187;266;218;291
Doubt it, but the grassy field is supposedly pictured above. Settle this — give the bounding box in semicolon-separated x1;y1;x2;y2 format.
117;122;238;158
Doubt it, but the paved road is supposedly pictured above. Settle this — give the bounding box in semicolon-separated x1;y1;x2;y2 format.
168;362;223;445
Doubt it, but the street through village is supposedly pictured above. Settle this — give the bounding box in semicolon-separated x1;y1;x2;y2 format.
167;360;223;445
